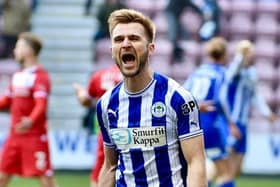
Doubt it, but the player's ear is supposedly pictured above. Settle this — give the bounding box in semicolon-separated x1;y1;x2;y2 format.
148;42;155;55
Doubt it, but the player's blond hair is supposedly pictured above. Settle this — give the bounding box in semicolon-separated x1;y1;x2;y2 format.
108;9;156;43
206;37;227;61
19;32;43;56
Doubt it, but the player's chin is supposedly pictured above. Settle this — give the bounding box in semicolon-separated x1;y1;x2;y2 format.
120;68;139;77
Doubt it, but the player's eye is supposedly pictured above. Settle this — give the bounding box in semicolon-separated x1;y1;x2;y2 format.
114;36;123;43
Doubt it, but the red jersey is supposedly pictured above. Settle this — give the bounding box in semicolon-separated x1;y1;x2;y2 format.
0;65;51;136
87;64;122;182
88;64;122;98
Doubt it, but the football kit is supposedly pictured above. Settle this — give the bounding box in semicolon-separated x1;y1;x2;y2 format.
87;65;122;182
97;73;202;187
184;63;229;161
0;65;53;177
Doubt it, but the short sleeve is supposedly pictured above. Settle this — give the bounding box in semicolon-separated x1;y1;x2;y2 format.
88;72;104;99
96;98;115;148
171;87;203;140
33;73;50;98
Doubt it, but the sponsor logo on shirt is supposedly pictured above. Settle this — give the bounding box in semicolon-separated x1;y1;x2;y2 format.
110;126;166;149
151;102;166;118
181;101;196;115
108;109;118;118
190;121;200;132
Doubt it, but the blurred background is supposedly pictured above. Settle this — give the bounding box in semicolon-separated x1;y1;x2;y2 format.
0;0;279;186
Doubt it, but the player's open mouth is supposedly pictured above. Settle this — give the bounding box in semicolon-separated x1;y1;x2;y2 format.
121;53;136;64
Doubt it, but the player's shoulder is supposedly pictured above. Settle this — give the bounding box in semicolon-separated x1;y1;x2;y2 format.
173;83;195;101
155;72;194;99
34;65;51;83
36;65;49;75
99;81;123;104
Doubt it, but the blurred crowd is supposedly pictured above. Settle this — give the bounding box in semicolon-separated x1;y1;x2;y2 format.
85;0;220;62
86;0;280;114
0;0;39;59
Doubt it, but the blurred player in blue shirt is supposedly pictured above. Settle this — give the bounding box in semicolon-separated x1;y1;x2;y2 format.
184;37;239;187
220;40;277;179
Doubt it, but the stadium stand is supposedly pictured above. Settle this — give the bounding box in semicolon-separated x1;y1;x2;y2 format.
255;13;279;41
256;0;280;16
228;12;255;41
231;0;256;16
30;0;95;130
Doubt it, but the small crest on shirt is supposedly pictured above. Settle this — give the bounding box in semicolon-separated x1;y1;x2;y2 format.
151;102;166;118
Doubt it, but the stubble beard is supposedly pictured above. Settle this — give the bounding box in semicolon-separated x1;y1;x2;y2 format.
116;50;149;78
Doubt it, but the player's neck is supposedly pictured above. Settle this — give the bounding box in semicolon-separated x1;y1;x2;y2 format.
124;68;153;93
22;57;38;69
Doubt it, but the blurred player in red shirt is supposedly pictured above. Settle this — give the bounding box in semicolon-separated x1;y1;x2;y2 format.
0;32;57;187
73;64;122;187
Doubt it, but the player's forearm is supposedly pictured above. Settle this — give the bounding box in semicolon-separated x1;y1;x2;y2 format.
181;135;207;187
29;98;47;124
253;92;272;117
187;158;207;187
0;96;11;110
98;164;116;187
76;89;92;107
226;53;244;81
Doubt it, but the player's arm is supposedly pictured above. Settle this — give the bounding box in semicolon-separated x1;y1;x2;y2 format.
183;74;216;113
0;85;12;110
16;97;48;133
96;98;118;186
180;135;207;187
98;146;118;187
225;53;243;82
16;75;50;133
73;72;102;107
226;40;254;82
73;83;92;107
252;80;276;124
29;97;48;123
219;77;241;139
0;96;11;110
174;89;207;187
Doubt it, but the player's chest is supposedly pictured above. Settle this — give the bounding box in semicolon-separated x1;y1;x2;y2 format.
108;94;175;124
11;72;36;97
107;102;174;150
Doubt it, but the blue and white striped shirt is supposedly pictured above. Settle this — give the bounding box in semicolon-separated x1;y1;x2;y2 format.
96;73;202;187
222;54;272;126
183;63;226;129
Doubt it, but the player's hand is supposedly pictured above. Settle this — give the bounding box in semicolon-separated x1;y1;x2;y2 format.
72;83;91;106
73;82;84;92
198;101;216;113
268;113;277;124
237;40;254;66
73;83;87;98
15;117;32;133
237;40;252;56
229;122;241;140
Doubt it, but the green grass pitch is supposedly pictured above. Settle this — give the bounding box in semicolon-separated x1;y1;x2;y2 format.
8;172;280;187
